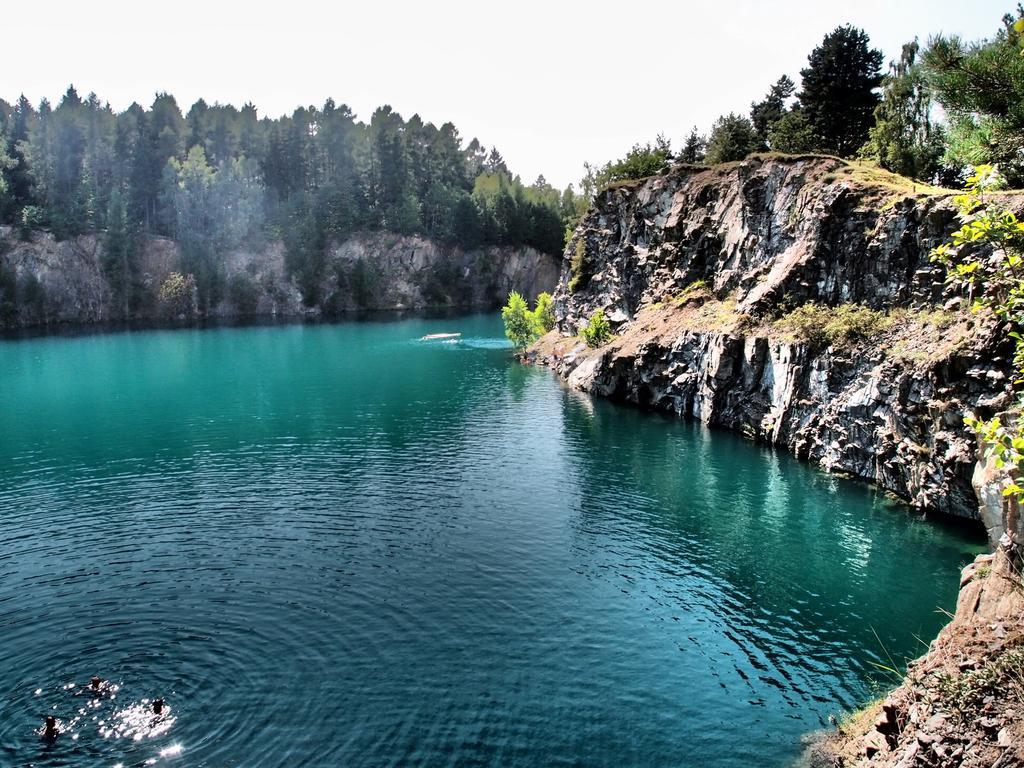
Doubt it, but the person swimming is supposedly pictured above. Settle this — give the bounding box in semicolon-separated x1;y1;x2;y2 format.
76;675;108;696
42;715;58;741
152;698;164;715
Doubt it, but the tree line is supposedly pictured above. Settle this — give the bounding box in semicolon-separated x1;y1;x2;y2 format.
588;8;1024;191
0;92;579;311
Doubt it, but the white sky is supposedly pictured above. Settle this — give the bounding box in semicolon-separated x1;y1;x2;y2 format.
5;0;1013;188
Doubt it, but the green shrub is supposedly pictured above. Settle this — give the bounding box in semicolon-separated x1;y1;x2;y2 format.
774;303;892;347
502;291;559;348
582;309;613;347
158;272;197;317
672;279;711;306
502;291;537;348
533;292;556;334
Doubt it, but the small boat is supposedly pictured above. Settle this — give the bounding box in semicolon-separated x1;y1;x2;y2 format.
420;332;462;341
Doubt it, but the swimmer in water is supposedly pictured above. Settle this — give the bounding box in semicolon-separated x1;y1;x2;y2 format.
76;675;107;696
152;698;164;715
42;715;58;741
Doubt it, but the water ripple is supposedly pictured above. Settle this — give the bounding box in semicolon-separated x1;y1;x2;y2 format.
0;315;982;767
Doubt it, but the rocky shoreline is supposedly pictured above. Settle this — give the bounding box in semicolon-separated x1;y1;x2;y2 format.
808;548;1023;767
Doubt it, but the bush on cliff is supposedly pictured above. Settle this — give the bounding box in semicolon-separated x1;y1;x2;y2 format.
931;163;1024;497
582;309;613;348
774;303;892;347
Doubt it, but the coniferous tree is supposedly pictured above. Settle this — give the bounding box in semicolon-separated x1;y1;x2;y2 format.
678;128;707;163
922;9;1024;184
750;76;795;148
0;84;574;321
798;25;884;156
705;113;761;164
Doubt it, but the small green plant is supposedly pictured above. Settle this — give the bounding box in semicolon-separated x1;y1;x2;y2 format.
582;309;613;347
568;238;591;293
936;648;1024;716
672;279;710;306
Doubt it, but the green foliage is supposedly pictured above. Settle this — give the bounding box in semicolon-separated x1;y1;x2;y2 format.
591;135;673;187
0;138;14;219
930;165;1024;497
501;290;558;348
157;271;196;317
923;10;1024;183
568;238;591;293
502;291;537;348
678;128;707;163
349;258;378;308
774;303;892;347
672;279;711;306
0;88;573;321
101;189;137;317
860;40;946;181
750;76;795;147
768;109;819;154
227;272;260;314
936;648;1024;715
799;25;884;157
533;292;556;334
705;113;761;164
0;260;17;326
582;309;613;347
18;205;44;239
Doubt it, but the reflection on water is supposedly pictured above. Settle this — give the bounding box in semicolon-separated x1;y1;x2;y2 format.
0;314;984;767
27;680;175;765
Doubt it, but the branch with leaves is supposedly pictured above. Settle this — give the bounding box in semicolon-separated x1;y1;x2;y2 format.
932;165;1024;496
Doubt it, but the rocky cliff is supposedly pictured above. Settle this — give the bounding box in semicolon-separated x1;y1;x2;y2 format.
527;155;1024;527
811;548;1024;768
0;228;559;328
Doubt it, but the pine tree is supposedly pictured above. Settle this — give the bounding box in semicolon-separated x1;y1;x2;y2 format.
750;76;795;147
679;128;707;164
798;26;883;156
705;114;761;164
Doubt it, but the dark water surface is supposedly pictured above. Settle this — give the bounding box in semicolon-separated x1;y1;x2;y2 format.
0;314;984;767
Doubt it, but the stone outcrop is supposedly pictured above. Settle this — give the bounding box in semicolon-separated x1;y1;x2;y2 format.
0;227;558;328
529;155;1024;525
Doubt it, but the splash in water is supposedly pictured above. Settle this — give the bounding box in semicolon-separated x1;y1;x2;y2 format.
100;699;175;742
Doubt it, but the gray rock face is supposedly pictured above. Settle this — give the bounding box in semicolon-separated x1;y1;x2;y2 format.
556;157;961;333
0;228;559;328
541;323;1007;519
534;156;1024;522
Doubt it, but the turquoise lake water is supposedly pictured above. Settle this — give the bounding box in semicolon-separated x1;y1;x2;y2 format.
0;313;984;767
